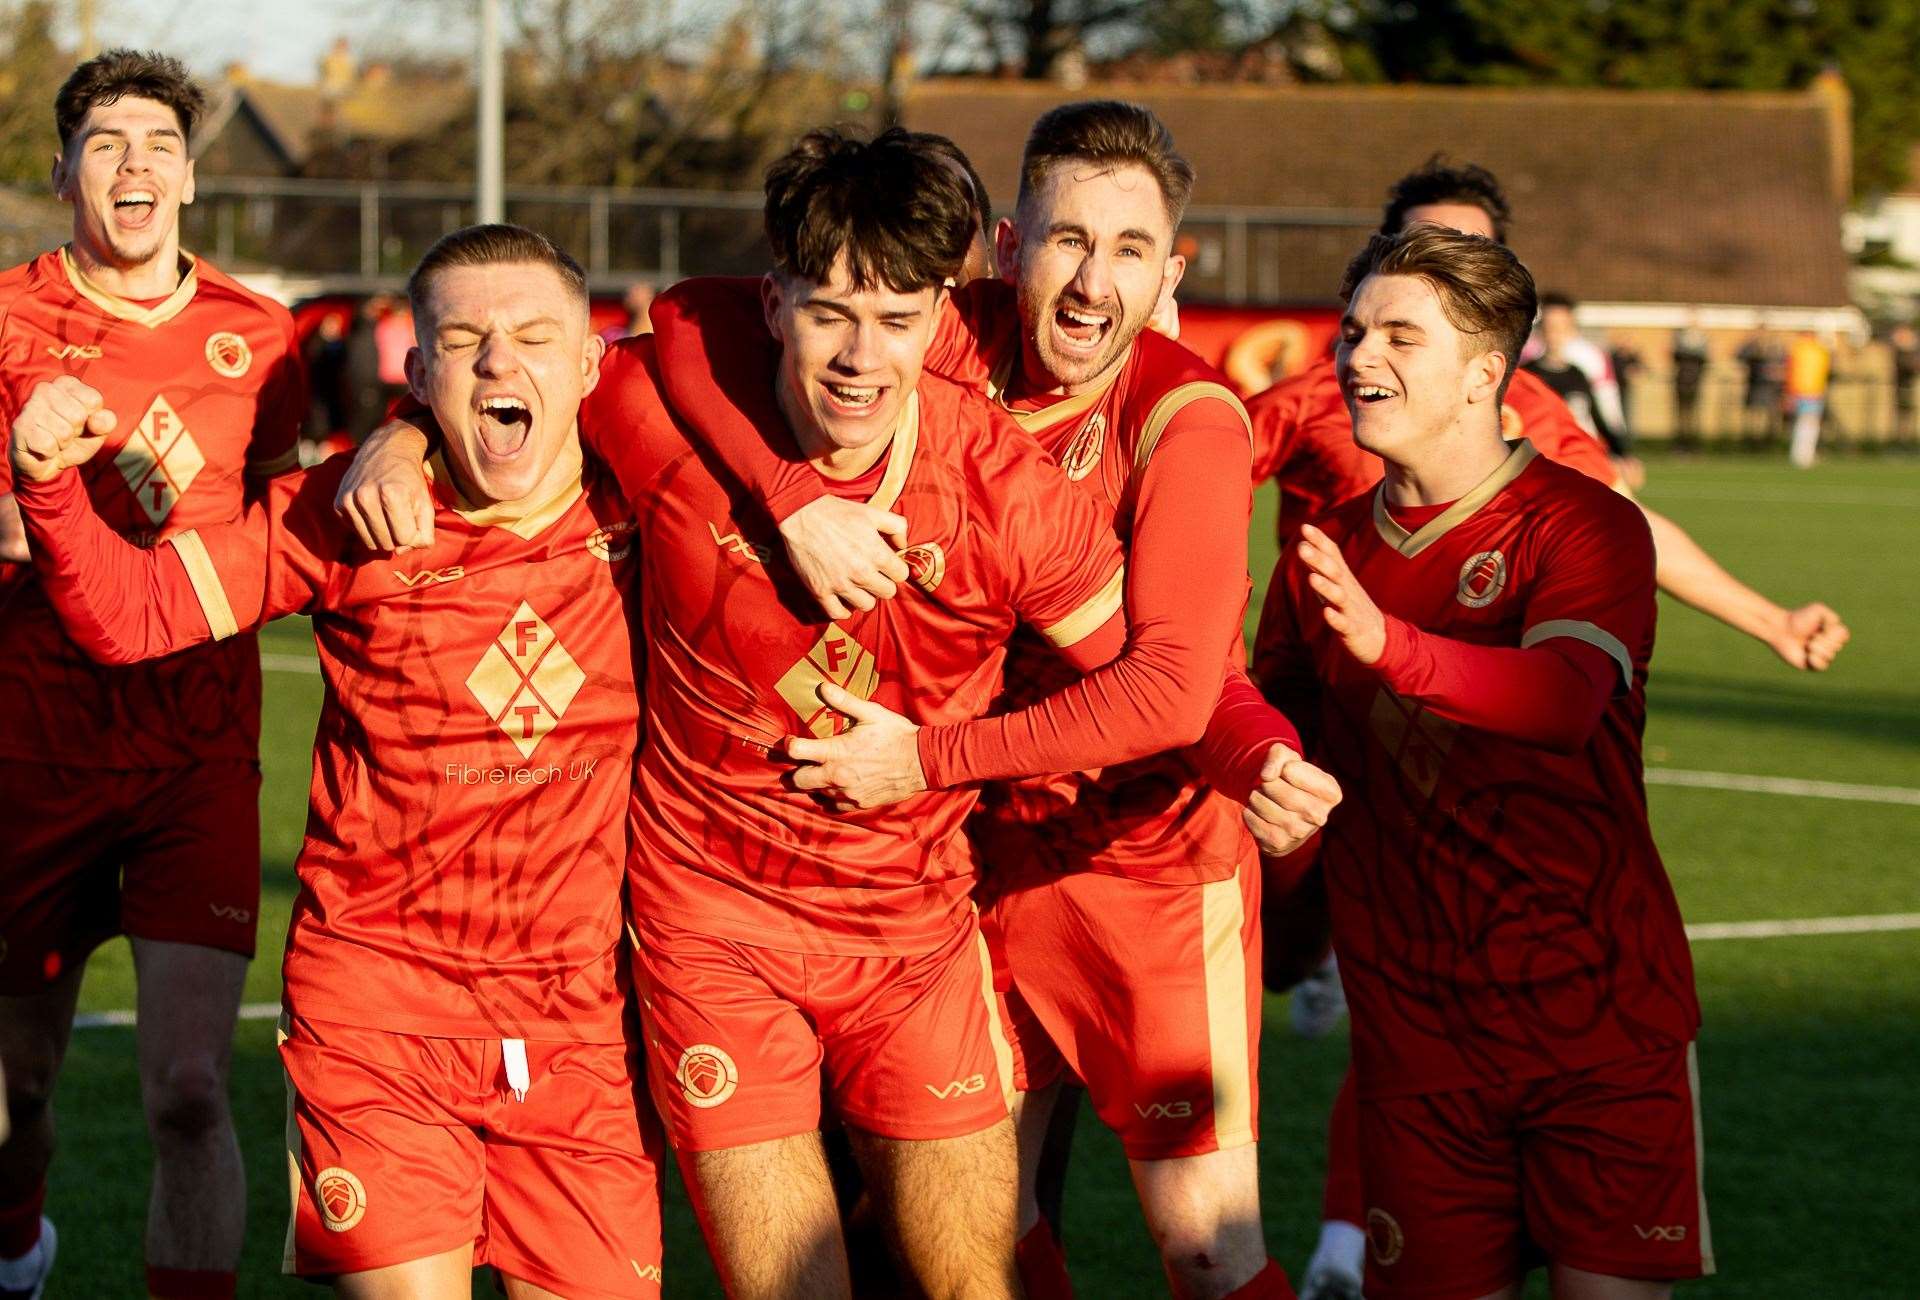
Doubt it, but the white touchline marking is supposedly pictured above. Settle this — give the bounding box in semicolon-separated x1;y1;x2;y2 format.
1687;913;1920;941
1643;483;1920;509
75;1001;281;1030
1646;767;1920;808
260;652;320;674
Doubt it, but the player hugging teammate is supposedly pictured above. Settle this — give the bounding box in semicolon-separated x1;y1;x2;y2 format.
6;47;1719;1300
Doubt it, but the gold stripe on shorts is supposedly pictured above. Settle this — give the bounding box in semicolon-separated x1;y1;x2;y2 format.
1201;875;1255;1150
977;931;1017;1107
278;1012;301;1275
1689;1042;1716;1276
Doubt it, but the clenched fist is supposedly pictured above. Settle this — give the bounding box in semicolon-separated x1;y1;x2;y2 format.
9;376;117;483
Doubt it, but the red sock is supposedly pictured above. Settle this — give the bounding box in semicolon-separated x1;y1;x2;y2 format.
146;1266;237;1298
1321;1065;1365;1226
1223;1259;1296;1300
1015;1218;1075;1300
0;1183;45;1260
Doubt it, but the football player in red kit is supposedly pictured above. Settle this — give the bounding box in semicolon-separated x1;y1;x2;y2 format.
12;224;663;1298
1211;227;1708;1300
0;51;304;1300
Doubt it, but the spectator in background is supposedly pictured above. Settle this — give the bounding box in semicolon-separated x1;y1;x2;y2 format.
1608;334;1644;443
302;308;349;445
602;280;656;342
1527;293;1644;485
1739;330;1786;440
1890;323;1919;443
1524;292;1627;441
371;293;413;411
343;296;383;441
1786;331;1831;468
1671;314;1710;444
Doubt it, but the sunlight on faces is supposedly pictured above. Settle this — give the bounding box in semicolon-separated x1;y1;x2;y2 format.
1401;202;1497;241
1000;162;1183;391
54;94;194;270
1335;273;1507;462
407;261;601;507
762;252;945;475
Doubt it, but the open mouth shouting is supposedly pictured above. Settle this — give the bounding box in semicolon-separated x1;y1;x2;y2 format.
820;379;888;418
1050;298;1116;359
1346;380;1400;406
110;187;159;230
474;393;533;462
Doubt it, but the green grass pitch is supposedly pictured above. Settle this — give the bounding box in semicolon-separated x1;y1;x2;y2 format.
47;451;1920;1296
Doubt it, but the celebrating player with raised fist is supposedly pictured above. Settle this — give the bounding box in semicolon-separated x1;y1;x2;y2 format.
13;224;664;1298
0;50;305;1300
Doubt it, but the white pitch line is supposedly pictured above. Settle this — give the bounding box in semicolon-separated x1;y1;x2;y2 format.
1643;483;1920;509
74;1001;281;1030
1645;767;1920;808
260;652;320;674
1687;913;1920;941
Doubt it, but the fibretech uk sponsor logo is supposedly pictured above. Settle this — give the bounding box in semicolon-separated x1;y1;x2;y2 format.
465;602;586;758
313;1166;367;1232
677;1044;739;1108
114;395;203;524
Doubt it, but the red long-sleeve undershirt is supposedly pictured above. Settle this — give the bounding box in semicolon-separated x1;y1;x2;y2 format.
15;469;213;663
649;279;1265;791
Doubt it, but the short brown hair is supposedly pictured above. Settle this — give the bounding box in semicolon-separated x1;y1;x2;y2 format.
1340;227;1537;401
763;126;974;293
1017;100;1195;229
1380;155;1512;245
906;130;991;231
406;223;588;322
55;50;206;150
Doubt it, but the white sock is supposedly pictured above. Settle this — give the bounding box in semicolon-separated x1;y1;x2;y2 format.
0;1232;46;1288
1308;1219;1365;1278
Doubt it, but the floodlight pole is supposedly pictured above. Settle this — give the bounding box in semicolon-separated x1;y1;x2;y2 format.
477;0;505;224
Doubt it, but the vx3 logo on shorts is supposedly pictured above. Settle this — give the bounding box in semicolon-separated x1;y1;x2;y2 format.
1133;1100;1194;1120
631;1261;664;1283
925;1074;987;1100
393;565;465;588
207;903;253;923
1635;1225;1687;1242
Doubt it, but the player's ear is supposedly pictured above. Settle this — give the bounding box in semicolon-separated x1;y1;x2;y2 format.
1466;348;1506;407
993;216;1021;282
760;272;787;344
49;149;70;200
404;345;428;405
180;157;196;207
1158;250;1187;308
579;331;605;397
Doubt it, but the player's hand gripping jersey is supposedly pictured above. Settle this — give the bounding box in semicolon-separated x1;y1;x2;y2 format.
1249;354;1621;541
16;448;641;1042
585;337;1128;955
0;249;304;768
1258;444;1698;1097
651;277;1261;886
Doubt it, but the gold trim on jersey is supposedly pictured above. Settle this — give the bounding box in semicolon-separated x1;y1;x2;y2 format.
976;930;1017;1108
866;391;919;515
1689;1043;1716;1276
59;246;199;328
169;529;239;640
426;436;585;540
1040;565;1125;648
1370;439;1539;559
1201;874;1256;1152
1131;381;1251;483
246;445;301;479
1521;618;1634;691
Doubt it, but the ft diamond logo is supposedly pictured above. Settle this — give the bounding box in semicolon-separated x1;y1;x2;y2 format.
775;627;879;738
114;395;204;524
465;602;586;758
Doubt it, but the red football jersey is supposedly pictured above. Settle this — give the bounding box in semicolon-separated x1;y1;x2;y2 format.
1259;444;1698;1098
16;449;642;1042
1249;355;1621;541
0;248;304;768
932;283;1258;885
583;338;1127;957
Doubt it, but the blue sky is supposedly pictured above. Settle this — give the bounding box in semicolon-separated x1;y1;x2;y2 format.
74;0;467;84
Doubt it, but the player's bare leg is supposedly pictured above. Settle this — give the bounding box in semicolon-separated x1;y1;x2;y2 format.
683;1132;851;1300
849;1117;1020;1300
0;965;85;1285
1548;1267;1674;1300
1010;1078;1062;1235
335;1242;472;1298
131;938;247;1276
1130;1145;1268;1298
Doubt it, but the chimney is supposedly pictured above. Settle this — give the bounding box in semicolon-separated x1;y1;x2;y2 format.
223;61;249;86
1809;66;1851;202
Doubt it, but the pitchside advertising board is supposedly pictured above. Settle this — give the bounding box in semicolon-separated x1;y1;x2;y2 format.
289;296;1343;398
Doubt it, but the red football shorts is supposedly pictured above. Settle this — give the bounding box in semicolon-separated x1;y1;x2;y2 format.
1359;1044;1714;1300
981;849;1262;1161
279;1014;664;1297
632;914;1012;1151
0;758;260;992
